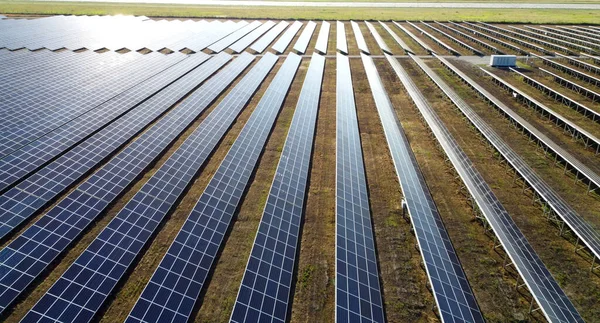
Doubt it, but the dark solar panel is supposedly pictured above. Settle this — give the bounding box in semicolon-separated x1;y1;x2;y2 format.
19;53;276;323
335;53;384;323
250;21;289;53
293;20;317;54
0;53;256;317
230;53;325;323
125;52;301;323
314;21;330;54
369;54;484;323
272;21;303;53
0;54;207;193
0;53;232;240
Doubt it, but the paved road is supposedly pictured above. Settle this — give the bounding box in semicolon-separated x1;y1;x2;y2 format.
34;0;600;9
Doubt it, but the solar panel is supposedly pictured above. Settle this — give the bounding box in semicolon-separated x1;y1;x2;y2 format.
208;20;261;53
0;53;232;240
335;53;384;323
472;22;560;55
363;21;391;54
436;54;600;197
403;53;584;323
377;21;412;53
406;21;460;55
336;21;348;54
0;52;184;157
449;22;525;55
540;67;600;103
293;20;317;54
527;26;600;54
126;53;301;323
554;52;600;75
18;54;274;323
514;26;594;55
230;53;325;323
250;21;289;53
510;67;600;122
531;52;600;87
368;53;484;323
392;21;435;54
411;53;600;291
0;54;207;193
272;21;303;53
420;21;483;55
482;68;600;154
314;21;330;54
230;20;276;53
350;21;370;54
0;53;256;316
434;22;503;55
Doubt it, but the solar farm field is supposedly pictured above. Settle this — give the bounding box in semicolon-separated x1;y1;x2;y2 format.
1;15;600;323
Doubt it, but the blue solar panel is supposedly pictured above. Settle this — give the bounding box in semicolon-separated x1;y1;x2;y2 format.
314;21;330;54
125;53;302;323
0;53;208;193
335;53;384;323
0;52;181;157
336;21;348;54
250;21;288;54
0;53;256;317
19;53;278;323
373;54;484;323
230;53;325;323
272;21;303;53
0;52;232;240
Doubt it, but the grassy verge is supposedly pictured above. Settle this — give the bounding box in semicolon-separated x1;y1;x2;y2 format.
1;1;600;24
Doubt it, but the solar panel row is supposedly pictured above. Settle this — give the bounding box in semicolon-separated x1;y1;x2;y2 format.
555;52;600;75
350;21;370;54
366;53;484;323
392;21;435;54
0;53;256;317
251;21;289;53
434;22;503;54
364;21;391;54
527;26;600;52
406;21;460;55
378;21;412;53
230;21;276;53
0;52;232;240
335;53;384;323
514;26;595;55
126;52;301;323
436;54;600;196
540;67;600;103
314;21;330;54
230;53;325;323
19;53;273;323
0;53;208;193
511;67;600;122
412;53;600;290
482;68;600;154
407;54;584;323
0;52;185;157
420;21;483;55
531;53;600;87
273;21;303;53
293;20;317;54
481;23;573;54
450;22;526;55
464;22;550;55
209;20;261;53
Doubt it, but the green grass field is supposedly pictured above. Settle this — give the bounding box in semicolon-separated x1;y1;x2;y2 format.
1;1;600;24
